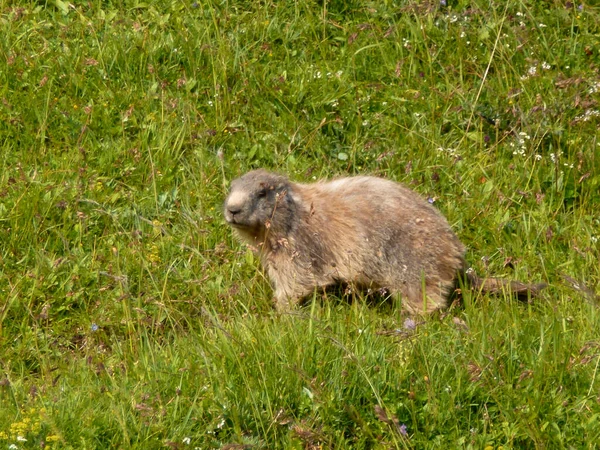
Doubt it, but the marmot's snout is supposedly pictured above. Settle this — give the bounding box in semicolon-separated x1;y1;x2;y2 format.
224;190;249;226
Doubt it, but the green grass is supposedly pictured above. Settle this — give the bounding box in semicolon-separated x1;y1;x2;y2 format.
1;0;599;448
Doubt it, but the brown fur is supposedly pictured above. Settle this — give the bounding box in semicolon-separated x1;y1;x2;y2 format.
224;169;545;313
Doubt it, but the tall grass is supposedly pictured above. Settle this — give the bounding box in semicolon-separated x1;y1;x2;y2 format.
0;0;599;448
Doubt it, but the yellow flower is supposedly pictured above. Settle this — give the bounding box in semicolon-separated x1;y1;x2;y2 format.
46;434;61;442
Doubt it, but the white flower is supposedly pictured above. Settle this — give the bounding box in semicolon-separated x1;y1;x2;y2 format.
183;437;191;445
574;109;600;122
17;436;27;442
541;61;551;70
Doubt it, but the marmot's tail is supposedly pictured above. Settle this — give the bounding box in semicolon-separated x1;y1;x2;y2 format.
463;269;547;301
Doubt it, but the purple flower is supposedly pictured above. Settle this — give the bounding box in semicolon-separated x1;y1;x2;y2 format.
91;323;99;332
440;0;447;5
427;197;435;204
403;318;416;331
399;423;408;436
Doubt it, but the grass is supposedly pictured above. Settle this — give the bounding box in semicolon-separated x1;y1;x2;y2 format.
0;0;599;448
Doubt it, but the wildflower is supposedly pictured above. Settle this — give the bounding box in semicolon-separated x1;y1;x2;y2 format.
541;61;551;70
183;437;191;445
573;109;600;122
518;132;531;140
399;423;408;436
403;318;416;331
17;436;27;442
91;323;99;332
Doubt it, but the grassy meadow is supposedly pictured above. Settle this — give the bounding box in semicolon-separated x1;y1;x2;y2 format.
1;0;599;448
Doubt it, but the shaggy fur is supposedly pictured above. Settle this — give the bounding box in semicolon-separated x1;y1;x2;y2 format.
224;169;544;313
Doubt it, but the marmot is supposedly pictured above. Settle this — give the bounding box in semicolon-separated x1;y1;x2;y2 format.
224;169;545;313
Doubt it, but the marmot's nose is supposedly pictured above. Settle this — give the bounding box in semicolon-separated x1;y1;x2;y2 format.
227;206;242;216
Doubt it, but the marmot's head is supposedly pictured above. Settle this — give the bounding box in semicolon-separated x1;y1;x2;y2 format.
224;169;295;239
